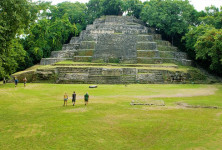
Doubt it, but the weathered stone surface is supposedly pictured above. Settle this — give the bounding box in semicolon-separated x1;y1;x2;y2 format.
93;34;137;61
33;15;203;84
136;42;157;50
16;63;208;84
40;58;72;65
40;15;192;66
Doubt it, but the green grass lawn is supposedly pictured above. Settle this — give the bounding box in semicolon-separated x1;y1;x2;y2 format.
0;83;222;150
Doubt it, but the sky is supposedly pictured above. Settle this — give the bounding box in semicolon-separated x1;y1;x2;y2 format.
34;0;222;11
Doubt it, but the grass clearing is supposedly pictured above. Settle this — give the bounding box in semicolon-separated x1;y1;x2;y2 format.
0;83;222;149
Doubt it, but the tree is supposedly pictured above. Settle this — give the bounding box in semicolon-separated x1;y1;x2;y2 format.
86;0;104;24
102;0;123;15
183;6;222;75
0;0;37;79
50;2;88;31
122;0;143;18
140;0;198;46
199;6;222;29
23;14;76;65
183;25;214;60
194;28;222;75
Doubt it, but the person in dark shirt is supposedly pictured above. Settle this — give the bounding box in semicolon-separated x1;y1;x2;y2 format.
14;76;18;87
84;93;89;106
72;91;76;106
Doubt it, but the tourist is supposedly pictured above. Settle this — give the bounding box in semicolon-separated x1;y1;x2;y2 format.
3;77;6;84
72;91;76;106
14;76;18;87
84;92;89;106
64;93;68;106
23;77;27;87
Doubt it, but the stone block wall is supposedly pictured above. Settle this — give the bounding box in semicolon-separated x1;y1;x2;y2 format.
40;15;192;66
93;34;137;62
34;66;206;84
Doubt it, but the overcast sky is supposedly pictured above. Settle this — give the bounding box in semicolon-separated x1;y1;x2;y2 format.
34;0;222;11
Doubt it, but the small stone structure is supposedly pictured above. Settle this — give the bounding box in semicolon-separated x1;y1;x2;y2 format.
130;100;165;106
40;16;192;66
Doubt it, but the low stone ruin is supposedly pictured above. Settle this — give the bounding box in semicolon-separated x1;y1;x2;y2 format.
130;100;165;106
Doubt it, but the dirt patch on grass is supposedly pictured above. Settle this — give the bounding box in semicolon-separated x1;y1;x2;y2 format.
134;86;218;99
63;107;88;113
176;102;219;109
216;112;222;117
130;105;187;110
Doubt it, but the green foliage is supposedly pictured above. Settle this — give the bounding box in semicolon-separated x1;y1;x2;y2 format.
0;0;37;79
183;6;222;75
140;0;198;45
194;28;222;73
86;0;104;24
50;2;88;31
102;0;123;15
23;14;76;64
122;0;143;18
183;25;214;59
199;6;222;29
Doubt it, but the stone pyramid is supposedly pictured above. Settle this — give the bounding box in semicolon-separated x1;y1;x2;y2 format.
40;16;191;66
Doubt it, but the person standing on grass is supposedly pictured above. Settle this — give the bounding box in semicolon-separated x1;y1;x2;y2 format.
23;77;27;87
3;77;6;84
64;93;68;106
72;91;76;106
84;92;89;106
14;76;18;87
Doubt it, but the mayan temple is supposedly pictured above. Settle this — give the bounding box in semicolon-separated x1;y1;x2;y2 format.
14;16;207;84
40;16;191;65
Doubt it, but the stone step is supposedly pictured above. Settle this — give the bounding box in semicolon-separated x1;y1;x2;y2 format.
157;45;177;51
50;50;76;58
88;76;121;84
53;63;178;68
137;57;176;64
136;42;157;50
70;37;80;44
159;51;175;59
79;41;96;49
137;56;157;63
58;68;88;74
155;40;171;46
73;56;92;62
76;49;94;56
137;50;159;57
40;58;72;65
62;44;80;50
137;35;154;42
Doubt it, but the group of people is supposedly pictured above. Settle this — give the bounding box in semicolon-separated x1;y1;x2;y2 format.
2;76;27;87
14;76;27;87
63;92;89;106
